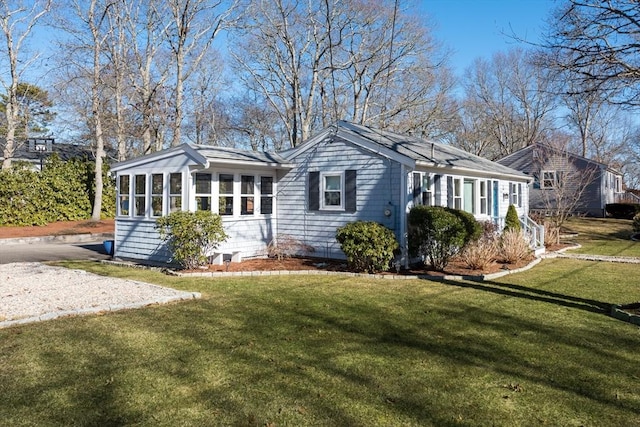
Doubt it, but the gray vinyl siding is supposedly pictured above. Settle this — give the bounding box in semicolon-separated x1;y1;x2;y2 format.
115;219;172;265
276;137;402;259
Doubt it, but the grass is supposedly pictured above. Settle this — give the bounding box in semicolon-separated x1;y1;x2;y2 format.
562;217;640;257
1;255;640;426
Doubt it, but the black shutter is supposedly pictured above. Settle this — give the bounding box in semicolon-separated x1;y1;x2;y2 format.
412;173;421;205
447;176;453;208
309;171;319;211
434;174;441;205
345;170;357;213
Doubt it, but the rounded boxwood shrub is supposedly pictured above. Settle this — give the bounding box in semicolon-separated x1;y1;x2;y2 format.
504;204;521;232
156;210;228;269
408;206;467;271
444;207;482;244
336;221;399;273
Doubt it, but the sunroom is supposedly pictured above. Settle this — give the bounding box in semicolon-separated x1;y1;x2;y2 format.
110;144;292;265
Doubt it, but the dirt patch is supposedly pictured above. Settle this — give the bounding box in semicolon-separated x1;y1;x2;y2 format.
0;220;114;239
200;256;534;277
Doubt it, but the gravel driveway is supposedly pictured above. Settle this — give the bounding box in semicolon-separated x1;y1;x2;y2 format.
0;262;200;328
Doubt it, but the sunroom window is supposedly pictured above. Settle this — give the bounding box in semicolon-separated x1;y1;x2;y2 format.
195;173;212;211
219;173;234;215
134;174;146;217
169;173;182;212
118;175;130;216
151;174;163;217
241;175;255;215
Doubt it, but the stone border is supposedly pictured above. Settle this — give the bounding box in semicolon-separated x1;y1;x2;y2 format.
165;257;543;282
610;303;640;326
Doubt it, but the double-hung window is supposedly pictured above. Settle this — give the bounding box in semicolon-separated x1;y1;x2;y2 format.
134;174;146;217
509;183;522;207
219;174;234;215
479;180;488;215
453;178;463;210
195;173;212;211
151;174;163;217
322;173;343;210
118;175;130;216
241;175;255;215
169;173;182;212
260;176;274;214
541;170;557;189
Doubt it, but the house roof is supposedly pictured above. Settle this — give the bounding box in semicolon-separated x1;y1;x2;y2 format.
497;143;623;176
111;143;293;172
0;141;116;163
283;121;530;181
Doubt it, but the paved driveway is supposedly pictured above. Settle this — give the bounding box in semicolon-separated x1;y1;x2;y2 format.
0;239;111;264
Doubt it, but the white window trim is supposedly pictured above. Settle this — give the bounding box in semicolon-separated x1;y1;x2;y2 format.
453;177;463;210
150;173;164;217
541;170;557;189
117;174;130;217
479;180;488;215
320;171;345;211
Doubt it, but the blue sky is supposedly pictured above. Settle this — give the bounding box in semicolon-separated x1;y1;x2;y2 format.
421;0;559;75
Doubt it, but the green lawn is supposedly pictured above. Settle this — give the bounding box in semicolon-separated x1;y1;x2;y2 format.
1;257;639;426
562;217;640;257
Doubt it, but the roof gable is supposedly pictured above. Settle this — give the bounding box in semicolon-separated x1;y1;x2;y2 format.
284;121;528;180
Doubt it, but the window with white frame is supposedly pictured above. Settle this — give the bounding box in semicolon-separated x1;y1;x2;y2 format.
241;175;255;215
541;170;557;189
615;176;622;193
219;173;234;215
260;176;274;214
509;183;522;207
118;175;130;216
422;174;433;205
134;174;146;217
169;173;182;212
195;173;212;211
322;172;343;209
151;174;163;217
479;180;488;215
453;178;462;210
463;179;475;214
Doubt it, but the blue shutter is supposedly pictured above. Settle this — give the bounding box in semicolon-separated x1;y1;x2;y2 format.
345;170;357;213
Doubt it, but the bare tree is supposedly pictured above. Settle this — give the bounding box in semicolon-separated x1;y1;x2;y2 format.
165;0;238;147
544;0;640;106
456;48;558;160
533;143;599;243
0;0;51;169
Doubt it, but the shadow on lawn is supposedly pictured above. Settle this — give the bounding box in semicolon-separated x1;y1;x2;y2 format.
436;278;611;315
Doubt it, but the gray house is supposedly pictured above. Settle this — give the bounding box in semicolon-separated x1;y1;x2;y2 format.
498;143;625;217
111;121;539;267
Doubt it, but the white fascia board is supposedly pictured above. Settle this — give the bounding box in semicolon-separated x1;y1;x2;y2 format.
415;160;532;183
111;144;207;172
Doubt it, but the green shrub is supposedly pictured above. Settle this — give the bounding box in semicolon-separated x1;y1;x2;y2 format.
633;213;640;233
156;210;228;269
445;207;482;243
504;204;521;232
606;203;640;219
408;206;467;271
336;221;399;273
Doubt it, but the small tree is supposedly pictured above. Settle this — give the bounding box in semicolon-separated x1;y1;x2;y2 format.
633;213;640;233
336;221;399;273
156;210;227;270
408;206;467;271
504;204;521;232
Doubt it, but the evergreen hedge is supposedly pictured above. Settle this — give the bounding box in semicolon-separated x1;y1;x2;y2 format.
0;155;114;226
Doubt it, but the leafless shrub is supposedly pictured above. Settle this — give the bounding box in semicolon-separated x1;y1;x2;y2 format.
459;237;499;270
499;229;531;264
266;234;314;260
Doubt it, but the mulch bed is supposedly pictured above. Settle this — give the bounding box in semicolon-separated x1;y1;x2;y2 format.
199;255;534;277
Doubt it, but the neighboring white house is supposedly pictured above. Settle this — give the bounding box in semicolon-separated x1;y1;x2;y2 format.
111;121;539;267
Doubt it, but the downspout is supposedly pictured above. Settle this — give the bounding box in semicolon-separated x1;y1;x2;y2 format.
400;164;409;268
